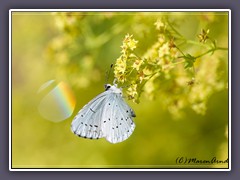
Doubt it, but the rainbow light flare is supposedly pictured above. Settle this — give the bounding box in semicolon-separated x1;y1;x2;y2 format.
38;81;76;122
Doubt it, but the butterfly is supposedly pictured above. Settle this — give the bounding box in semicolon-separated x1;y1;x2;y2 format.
71;82;136;144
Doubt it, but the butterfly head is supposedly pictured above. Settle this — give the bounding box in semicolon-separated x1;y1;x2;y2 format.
104;84;112;91
104;84;122;95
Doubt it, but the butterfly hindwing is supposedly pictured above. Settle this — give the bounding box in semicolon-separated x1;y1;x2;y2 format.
101;93;136;144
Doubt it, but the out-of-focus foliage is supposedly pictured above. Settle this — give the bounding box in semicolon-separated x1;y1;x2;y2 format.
12;11;229;168
48;12;228;117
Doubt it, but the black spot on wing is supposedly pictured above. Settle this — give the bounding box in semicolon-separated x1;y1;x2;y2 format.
131;109;136;117
90;108;96;113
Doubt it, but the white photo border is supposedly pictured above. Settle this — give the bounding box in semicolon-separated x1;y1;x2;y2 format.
9;9;231;171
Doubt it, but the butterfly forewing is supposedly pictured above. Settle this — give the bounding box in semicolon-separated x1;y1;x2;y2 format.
71;91;110;139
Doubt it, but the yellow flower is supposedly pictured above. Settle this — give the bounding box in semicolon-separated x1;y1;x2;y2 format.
197;29;210;43
123;34;138;51
127;84;138;99
154;19;166;31
169;47;179;59
118;74;127;83
137;71;145;83
158;34;166;45
114;57;126;74
114;57;127;83
132;59;143;71
127;38;138;50
158;42;170;58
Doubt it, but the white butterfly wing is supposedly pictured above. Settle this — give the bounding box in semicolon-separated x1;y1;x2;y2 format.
71;85;136;144
101;93;136;144
71;91;110;139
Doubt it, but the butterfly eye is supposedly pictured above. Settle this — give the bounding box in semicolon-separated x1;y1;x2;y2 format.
104;84;111;91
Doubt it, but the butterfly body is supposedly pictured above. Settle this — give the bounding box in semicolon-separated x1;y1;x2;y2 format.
71;83;136;144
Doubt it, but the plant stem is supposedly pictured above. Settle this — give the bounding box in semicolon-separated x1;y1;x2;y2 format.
175;46;185;56
195;47;228;59
166;19;183;38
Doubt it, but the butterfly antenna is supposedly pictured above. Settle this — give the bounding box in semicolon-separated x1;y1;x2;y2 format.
105;63;114;84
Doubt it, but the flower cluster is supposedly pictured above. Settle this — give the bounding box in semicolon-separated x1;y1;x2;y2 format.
114;29;180;103
114;34;139;84
113;18;228;117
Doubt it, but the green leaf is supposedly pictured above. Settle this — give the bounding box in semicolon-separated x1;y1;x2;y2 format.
184;54;196;69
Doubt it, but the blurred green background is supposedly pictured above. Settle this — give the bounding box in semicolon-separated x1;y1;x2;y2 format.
12;11;228;168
